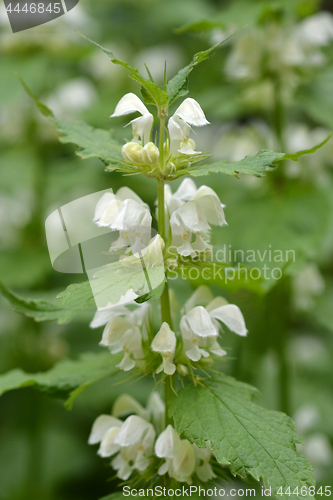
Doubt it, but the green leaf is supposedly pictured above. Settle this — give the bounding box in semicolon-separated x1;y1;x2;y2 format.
190;150;285;177
169;376;315;499
190;136;332;177
176;260;266;294
18;75;123;167
167;29;241;105
0;352;121;409
57;281;94;312
75;32;168;108
0;280;76;324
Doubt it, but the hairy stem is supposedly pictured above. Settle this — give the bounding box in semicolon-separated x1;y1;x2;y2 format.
157;176;174;427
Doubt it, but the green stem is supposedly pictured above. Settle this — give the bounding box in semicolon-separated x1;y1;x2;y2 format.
157;176;174;427
159;117;165;174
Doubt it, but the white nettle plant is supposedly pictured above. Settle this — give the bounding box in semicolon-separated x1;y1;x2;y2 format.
13;35;325;497
82;65;315;491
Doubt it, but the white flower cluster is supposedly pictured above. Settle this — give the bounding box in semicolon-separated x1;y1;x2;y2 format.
90;286;247;375
89;393;215;483
110;92;209;169
94;178;226;258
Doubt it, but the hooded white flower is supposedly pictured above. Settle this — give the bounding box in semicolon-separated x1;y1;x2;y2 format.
112;415;156;479
89;413;155;481
170;184;226;257
100;316;144;371
155;425;195;484
93;188;152;254
151;322;177;375
180;286;247;361
168;98;209;156
111;92;154;145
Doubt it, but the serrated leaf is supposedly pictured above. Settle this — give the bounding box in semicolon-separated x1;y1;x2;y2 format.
76;32;168;108
190;136;332;177
0;352;121;408
167;29;241;105
177;261;266;294
169;376;315;499
0;280;75;324
190;150;285;177
19;75;123;167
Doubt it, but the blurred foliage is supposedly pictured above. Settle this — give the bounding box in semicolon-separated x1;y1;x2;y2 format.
1;0;333;498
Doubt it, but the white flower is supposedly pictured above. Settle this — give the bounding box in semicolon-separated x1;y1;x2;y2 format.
90;413;156;481
170;184;226;257
100;316;144;371
88;415;123;446
90;301;152;340
168;98;209;156
112;416;156;479
295;12;333;47
180;286;247;361
93;188;152;254
155;425;195;484
110;92;154;145
193;443;216;482
151;322;177;375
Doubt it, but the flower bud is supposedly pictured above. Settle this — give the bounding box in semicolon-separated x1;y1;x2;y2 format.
122;142;144;164
177;364;188;377
142;142;160;165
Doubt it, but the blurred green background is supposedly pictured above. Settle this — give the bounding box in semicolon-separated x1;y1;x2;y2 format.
1;0;333;498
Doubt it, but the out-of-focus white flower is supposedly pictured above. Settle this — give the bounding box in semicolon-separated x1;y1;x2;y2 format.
169;182;226;257
180;286;247;361
151;322;177;375
168;98;209;155
193;443;216;482
292;263;325;311
111;93;154;145
133;44;184;83
303;433;333;468
155;425;196;484
46;78;97;119
295;12;333;47
293;404;320;435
